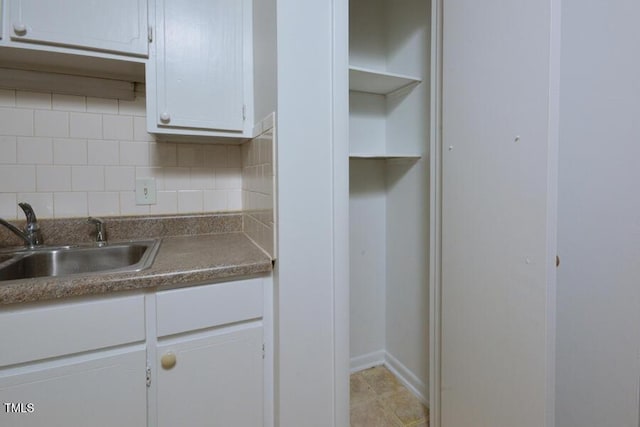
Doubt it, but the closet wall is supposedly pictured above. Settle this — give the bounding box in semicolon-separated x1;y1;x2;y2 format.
348;0;431;402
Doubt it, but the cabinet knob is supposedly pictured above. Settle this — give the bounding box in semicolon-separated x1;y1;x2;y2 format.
13;23;27;35
161;352;177;370
160;112;171;123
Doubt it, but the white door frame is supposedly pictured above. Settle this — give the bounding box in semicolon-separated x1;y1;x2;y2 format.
428;0;443;425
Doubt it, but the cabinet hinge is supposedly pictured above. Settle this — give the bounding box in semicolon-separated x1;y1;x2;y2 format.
148;26;153;43
262;343;265;359
242;105;246;121
146;366;152;387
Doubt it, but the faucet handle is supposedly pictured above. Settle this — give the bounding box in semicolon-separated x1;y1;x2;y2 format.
87;217;107;246
18;202;37;224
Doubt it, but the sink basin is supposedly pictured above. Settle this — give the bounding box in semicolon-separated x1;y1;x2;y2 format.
0;240;161;281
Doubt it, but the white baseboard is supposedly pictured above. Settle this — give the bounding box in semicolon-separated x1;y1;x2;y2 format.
350;350;429;406
350;350;385;373
384;352;429;406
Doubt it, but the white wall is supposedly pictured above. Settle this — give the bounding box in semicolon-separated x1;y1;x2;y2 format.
349;159;387;365
252;0;276;128
385;158;429;400
556;0;640;425
275;0;349;426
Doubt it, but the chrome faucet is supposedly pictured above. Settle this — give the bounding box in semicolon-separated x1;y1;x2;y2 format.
0;202;43;248
87;217;107;246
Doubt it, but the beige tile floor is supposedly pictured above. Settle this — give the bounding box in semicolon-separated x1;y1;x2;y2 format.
350;365;429;427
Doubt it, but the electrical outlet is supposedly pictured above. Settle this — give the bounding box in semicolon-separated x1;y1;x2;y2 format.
135;178;156;205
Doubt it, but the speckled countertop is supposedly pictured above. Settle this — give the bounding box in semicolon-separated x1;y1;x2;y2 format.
0;214;273;305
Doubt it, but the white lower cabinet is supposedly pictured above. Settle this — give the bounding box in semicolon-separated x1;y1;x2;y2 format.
0;294;147;427
153;278;265;427
0;348;147;427
156;324;263;427
0;277;268;427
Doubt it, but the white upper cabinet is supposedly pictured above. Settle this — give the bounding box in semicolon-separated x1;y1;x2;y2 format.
147;0;253;138
8;0;148;56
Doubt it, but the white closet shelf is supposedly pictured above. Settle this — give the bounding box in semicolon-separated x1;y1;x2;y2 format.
349;153;422;159
349;66;421;95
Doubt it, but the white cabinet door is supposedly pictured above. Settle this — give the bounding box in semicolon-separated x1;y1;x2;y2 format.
8;0;148;56
440;0;559;426
157;324;263;427
153;0;246;133
0;348;147;427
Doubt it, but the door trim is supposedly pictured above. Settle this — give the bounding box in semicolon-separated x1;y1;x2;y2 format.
429;0;443;425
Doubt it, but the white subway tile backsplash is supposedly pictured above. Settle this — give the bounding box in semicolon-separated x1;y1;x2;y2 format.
17;137;53;164
203;190;227;212
0;108;34;136
16;91;51;109
190;168;215;190
53;138;87;165
119;191;150;215
227;146;241;167
105;166;135;191
34;110;69;137
53;192;87;217
150;143;177;166
36;165;71;192
52;94;86;112
72;166;104;191
0;89;16;108
87;97;118;114
119;141;148;166
0;193;18;219
118;97;145;116
88;191;119;216
0;136;17;164
133;116;155;142
135;167;164;189
227;190;242;210
241;121;276;257
163;167;190;191
150;191;178;214
0;165;36;192
17;192;54;218
1;87;242;219
177;190;203;213
103;115;133;140
216;168;242;189
88;139;119;165
177;144;206;168
70;112;102;139
205;145;228;168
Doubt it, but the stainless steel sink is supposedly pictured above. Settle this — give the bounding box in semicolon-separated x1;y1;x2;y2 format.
0;239;161;281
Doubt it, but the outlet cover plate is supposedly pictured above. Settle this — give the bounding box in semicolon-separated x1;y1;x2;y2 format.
135;178;156;205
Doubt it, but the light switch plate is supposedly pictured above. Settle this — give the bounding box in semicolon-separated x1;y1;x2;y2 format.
135;178;156;205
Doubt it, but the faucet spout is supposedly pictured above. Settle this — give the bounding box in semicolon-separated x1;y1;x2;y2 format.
0;203;43;248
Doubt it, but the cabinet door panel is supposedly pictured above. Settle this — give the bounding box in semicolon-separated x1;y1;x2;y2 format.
155;0;244;131
157;324;263;427
9;0;148;56
0;348;147;427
